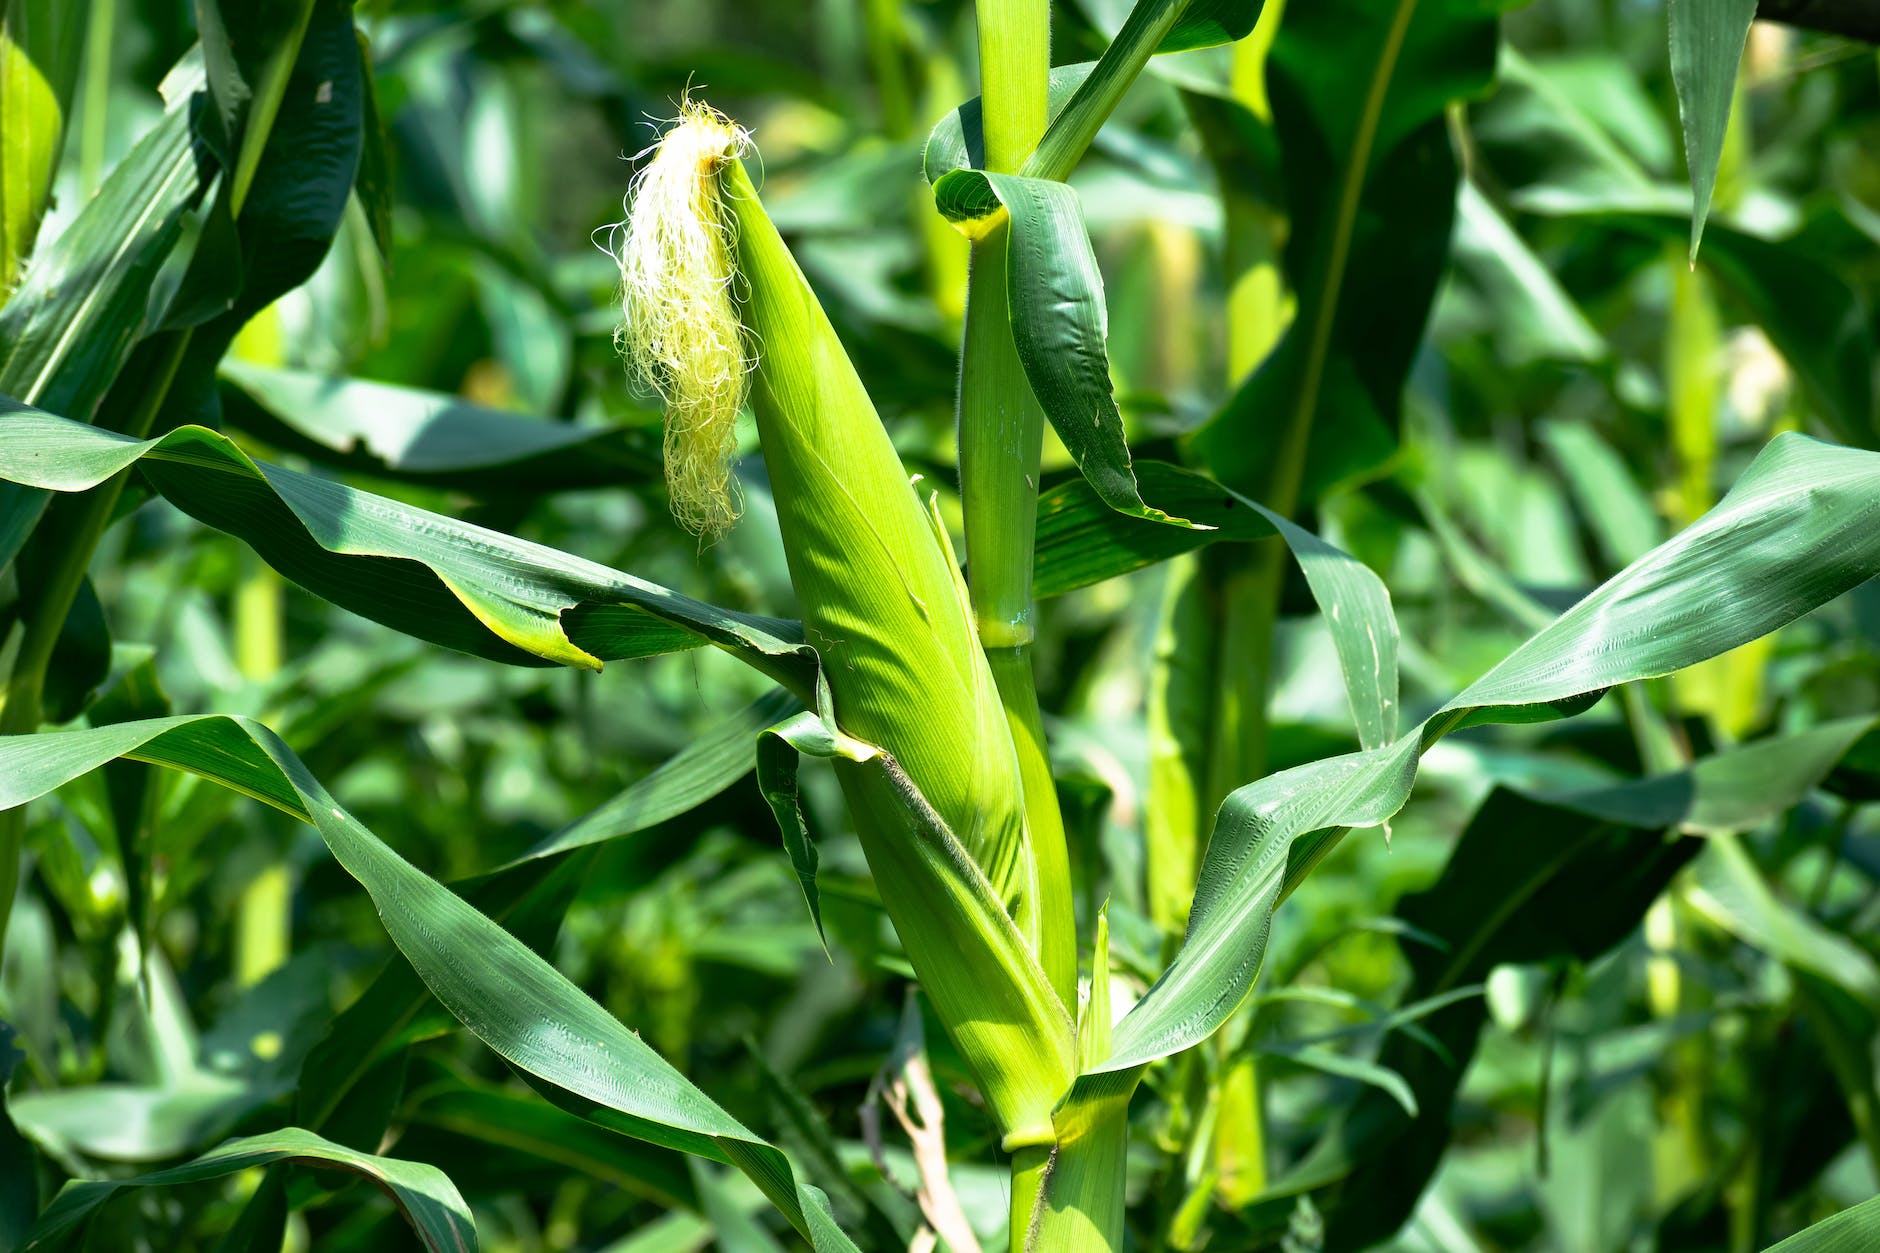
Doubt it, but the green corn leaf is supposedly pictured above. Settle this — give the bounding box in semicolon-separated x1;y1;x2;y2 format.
504;689;799;870
0;715;859;1250
1666;0;1755;262
0;63;211;569
1765;1196;1880;1253
932;169;1192;527
923;64;1089;184
192;0;317;216
1191;0;1500;506
755;709;870;950
1159;0;1264;53
219;361;660;491
1035;460;1399;749
1091;432;1880;1077
0;398;817;693
20;1127;474;1252
1283;713;1880;1246
1;0;87;291
294;854;591;1147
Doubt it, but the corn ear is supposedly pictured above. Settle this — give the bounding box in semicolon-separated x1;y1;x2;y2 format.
615;111;1075;1145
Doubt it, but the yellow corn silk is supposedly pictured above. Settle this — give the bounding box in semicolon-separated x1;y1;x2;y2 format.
616;109;1075;1147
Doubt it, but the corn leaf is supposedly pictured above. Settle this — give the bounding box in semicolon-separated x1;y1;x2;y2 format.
503;689;798;871
0;68;211;569
0;399;817;692
219;361;661;490
0;0;86;290
1283;713;1880;1246
20;1127;474;1252
1035;460;1398;748
1191;0;1500;505
0;715;859;1250
1666;0;1755;262
1091;432;1880;1076
1766;1197;1880;1253
192;0;316;214
932;169;1190;527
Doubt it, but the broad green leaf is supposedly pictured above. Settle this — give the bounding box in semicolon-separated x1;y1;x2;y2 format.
0;400;817;693
294;854;590;1147
1092;432;1880;1076
159;0;363;422
1286;714;1879;1245
1766;1197;1880;1253
1035;461;1399;748
192;0;316;215
220;361;660;490
1191;0;1501;506
504;689;798;870
0;64;210;567
1160;0;1263;52
20;1127;474;1252
932;169;1192;527
1667;0;1755;261
0;715;858;1249
755;709;873;949
0;0;86;289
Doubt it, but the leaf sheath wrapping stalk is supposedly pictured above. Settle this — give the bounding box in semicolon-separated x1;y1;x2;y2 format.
717;157;1074;1143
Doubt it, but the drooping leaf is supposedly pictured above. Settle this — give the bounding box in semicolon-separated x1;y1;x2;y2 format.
0;715;858;1249
1086;432;1880;1078
932;169;1192;527
504;689;798;870
20;1127;474;1252
0;400;817;693
1034;461;1399;748
1297;715;1880;1247
161;0;364;425
192;0;317;213
0;64;213;568
1666;0;1756;261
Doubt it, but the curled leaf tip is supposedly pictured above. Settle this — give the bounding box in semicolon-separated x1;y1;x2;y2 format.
611;100;754;540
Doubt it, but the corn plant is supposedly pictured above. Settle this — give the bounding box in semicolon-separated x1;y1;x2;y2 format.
2;0;1879;1250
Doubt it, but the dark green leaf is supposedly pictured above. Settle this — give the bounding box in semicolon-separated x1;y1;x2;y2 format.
1666;0;1755;261
0;400;817;694
1191;0;1500;505
932;170;1192;525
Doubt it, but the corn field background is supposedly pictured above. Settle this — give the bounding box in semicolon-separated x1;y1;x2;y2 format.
2;0;1880;1250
